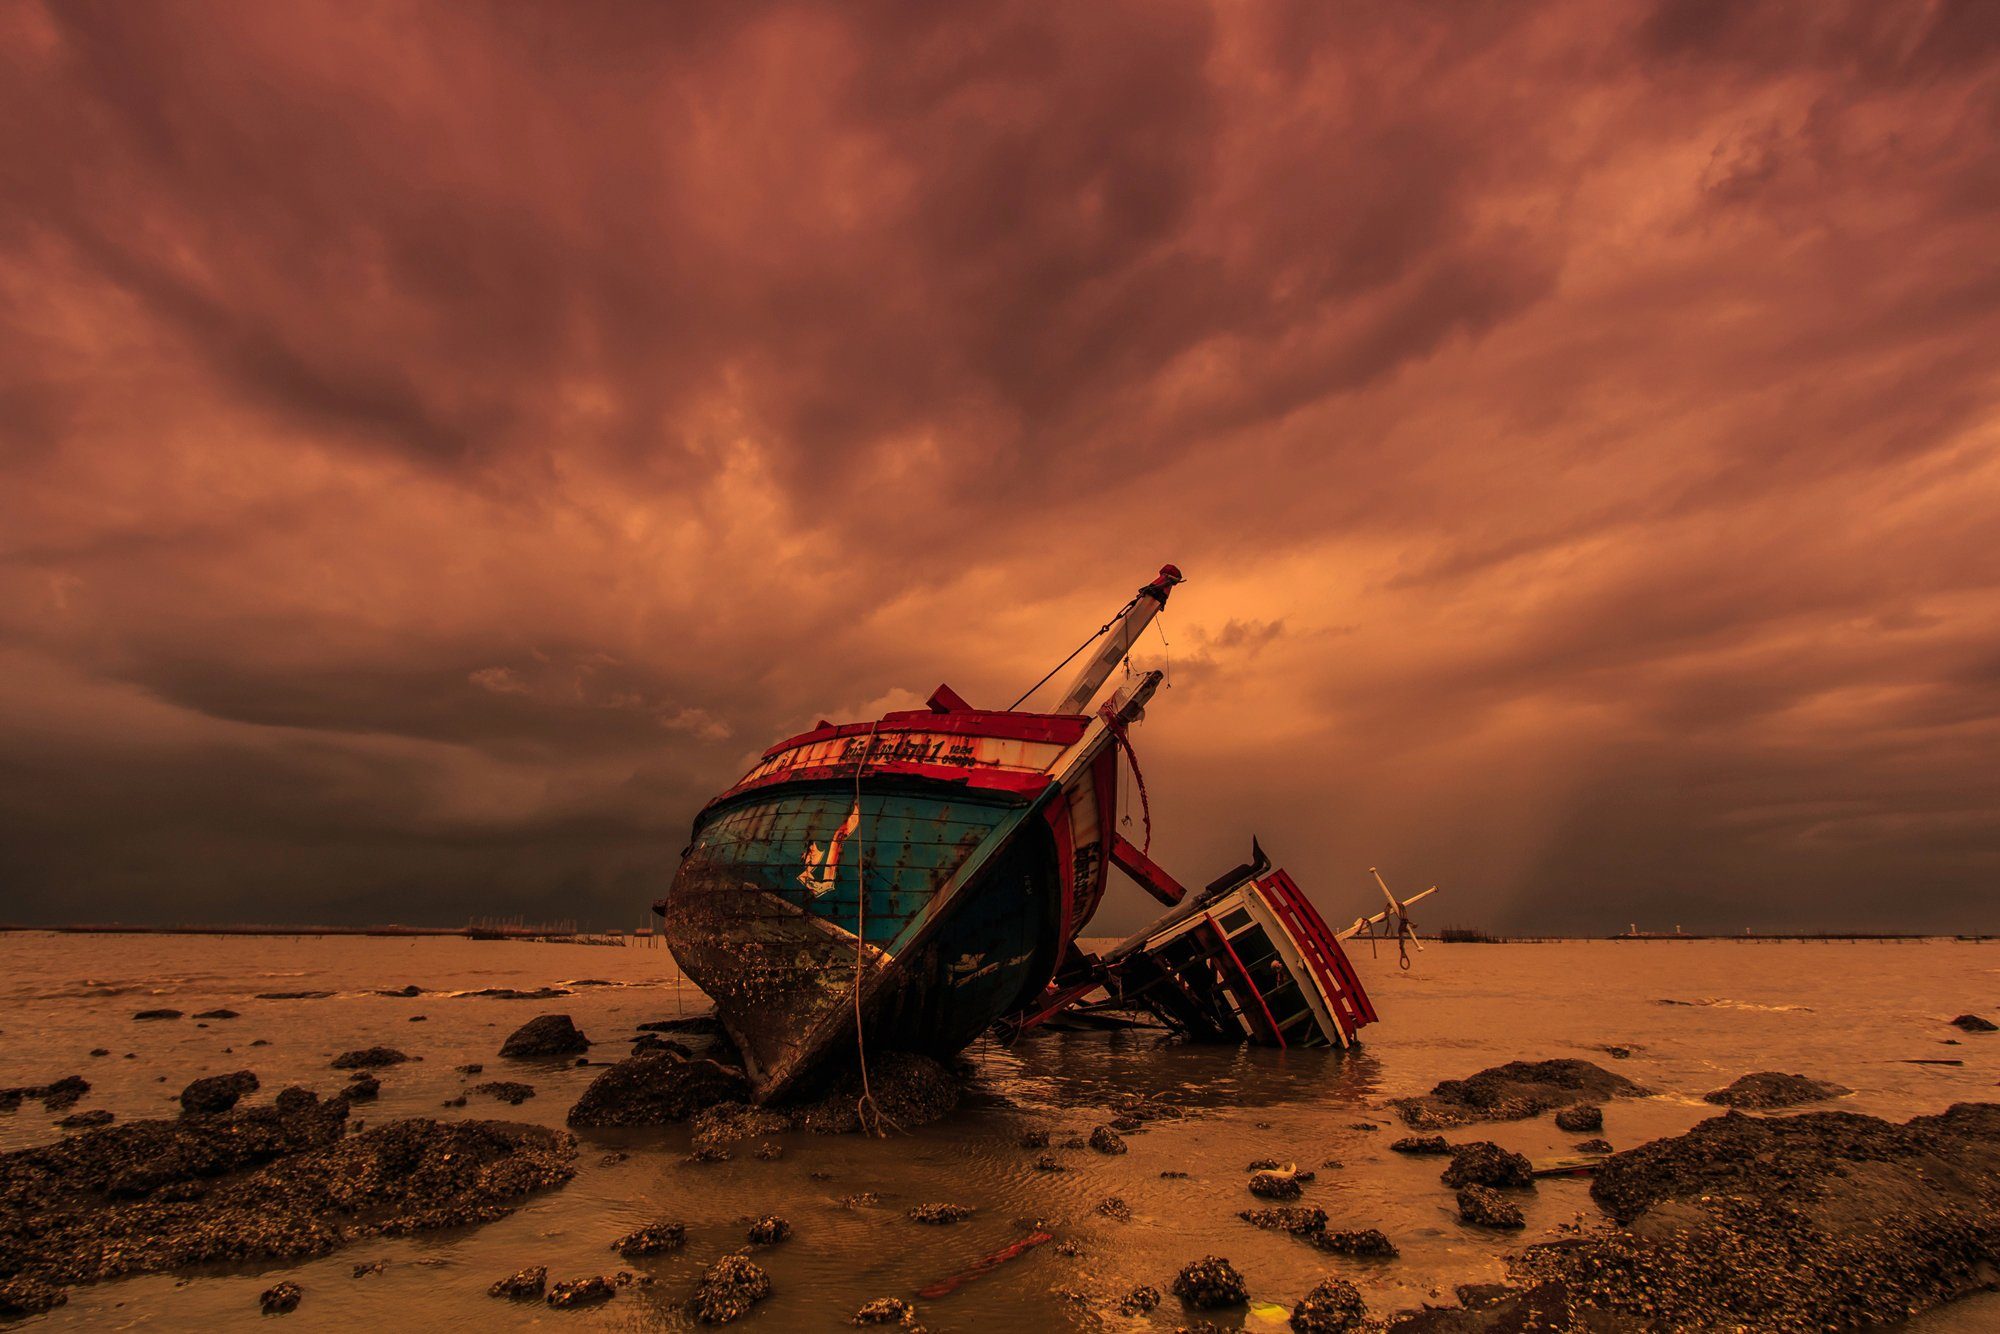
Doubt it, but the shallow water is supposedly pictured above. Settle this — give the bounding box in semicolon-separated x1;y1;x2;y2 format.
1;934;1995;1330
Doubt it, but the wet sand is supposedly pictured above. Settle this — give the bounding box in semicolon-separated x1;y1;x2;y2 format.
1;934;1995;1329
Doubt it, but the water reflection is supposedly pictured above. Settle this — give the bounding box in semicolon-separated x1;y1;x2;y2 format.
976;1027;1384;1114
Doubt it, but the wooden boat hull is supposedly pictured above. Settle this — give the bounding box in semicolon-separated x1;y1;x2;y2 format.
661;699;1124;1102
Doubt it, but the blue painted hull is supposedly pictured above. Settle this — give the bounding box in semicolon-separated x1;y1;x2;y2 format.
662;778;1064;1100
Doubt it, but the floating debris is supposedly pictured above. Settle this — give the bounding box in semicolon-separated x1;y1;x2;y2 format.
916;1231;1053;1299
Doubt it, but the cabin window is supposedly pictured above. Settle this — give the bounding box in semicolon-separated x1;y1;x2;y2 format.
1218;909;1253;934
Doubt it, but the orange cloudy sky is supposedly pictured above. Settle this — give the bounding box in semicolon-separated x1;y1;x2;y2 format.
2;0;1996;932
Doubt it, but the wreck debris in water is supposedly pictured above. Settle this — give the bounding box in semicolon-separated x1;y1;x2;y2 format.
655;565;1440;1103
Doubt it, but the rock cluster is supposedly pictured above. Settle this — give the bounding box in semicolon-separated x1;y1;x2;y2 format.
746;1215;791;1244
1702;1072;1852;1109
1311;1228;1398;1258
1552;1104;1602;1132
852;1295;919;1325
1412;1102;2000;1332
179;1071;258;1116
1248;1170;1303;1200
1239;1205;1327;1234
1455;1185;1525;1229
259;1281;302;1314
500;1014;590;1058
330;1048;413;1069
547;1275;615;1308
0;1090;576;1310
1087;1124;1127;1154
1440;1142;1534;1190
690;1254;771;1324
0;1076;89;1113
614;1222;686;1256
906;1202;971;1224
471;1081;536;1106
1389;1135;1450;1155
566;1049;963;1139
567;1053;750;1128
1117;1284;1161;1315
1171;1255;1248;1308
1395;1059;1646;1129
1290;1277;1366;1333
489;1265;547;1299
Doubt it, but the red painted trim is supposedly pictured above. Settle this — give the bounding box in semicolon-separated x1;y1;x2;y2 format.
704;763;1051;813
1076;747;1117;928
1257;871;1377;1031
762;709;1089;759
1109;833;1187;905
1042;800;1076;962
1206;914;1287;1048
926;683;972;713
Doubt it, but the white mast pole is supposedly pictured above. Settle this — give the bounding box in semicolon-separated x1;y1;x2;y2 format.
1049;565;1183;715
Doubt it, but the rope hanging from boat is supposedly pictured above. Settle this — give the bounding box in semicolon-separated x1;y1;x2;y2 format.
1110;719;1153;856
1005;594;1141;711
849;719;900;1138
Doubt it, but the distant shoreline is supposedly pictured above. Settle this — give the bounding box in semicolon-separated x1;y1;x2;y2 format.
0;924;1988;942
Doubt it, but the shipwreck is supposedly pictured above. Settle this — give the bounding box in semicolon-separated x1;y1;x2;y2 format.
656;566;1434;1103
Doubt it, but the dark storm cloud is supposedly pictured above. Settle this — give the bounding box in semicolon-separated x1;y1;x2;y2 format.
0;0;1996;930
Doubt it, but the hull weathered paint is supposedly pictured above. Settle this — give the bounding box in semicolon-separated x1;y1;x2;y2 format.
661;699;1131;1102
